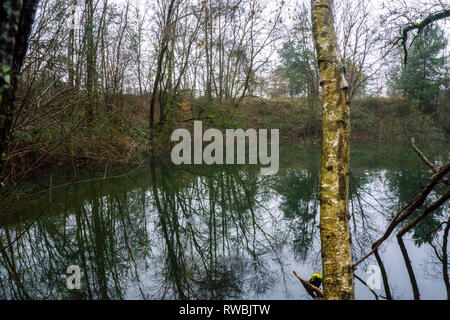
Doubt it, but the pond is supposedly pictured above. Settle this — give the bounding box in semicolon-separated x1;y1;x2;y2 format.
0;143;448;300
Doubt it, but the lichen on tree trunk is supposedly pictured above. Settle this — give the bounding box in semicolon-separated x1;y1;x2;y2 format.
311;0;354;299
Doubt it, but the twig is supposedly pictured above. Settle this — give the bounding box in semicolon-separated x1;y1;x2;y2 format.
354;273;381;300
0;193;60;252
176;116;214;122
1;164;143;205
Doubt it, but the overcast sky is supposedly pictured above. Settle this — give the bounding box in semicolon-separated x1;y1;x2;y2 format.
76;0;449;95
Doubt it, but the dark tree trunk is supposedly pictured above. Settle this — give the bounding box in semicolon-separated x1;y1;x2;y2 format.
0;0;39;181
149;0;176;142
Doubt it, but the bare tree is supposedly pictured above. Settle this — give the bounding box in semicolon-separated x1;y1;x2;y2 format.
149;0;177;142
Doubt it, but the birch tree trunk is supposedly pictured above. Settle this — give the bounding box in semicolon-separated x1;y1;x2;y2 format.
311;0;354;300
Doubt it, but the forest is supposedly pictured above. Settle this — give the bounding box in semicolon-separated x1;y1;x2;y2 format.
0;0;449;302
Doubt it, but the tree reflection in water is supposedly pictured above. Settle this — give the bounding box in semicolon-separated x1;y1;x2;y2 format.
0;145;448;300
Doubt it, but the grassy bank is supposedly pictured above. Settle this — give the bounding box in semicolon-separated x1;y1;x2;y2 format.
211;96;448;143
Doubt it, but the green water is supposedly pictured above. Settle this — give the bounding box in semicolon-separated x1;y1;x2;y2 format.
0;143;448;300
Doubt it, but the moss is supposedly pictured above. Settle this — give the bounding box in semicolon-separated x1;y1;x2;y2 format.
310;273;323;280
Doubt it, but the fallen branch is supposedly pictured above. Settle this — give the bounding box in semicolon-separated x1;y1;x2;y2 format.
397;190;450;238
353;162;450;268
394;190;450;300
374;249;393;300
396;232;421;300
293;271;323;300
411;137;449;186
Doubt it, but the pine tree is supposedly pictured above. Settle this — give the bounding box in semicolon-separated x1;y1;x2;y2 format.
393;25;448;114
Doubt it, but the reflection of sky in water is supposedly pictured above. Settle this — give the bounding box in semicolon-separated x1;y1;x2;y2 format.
0;150;448;300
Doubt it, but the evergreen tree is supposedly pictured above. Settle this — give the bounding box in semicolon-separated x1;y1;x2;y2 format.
392;25;448;114
276;6;319;106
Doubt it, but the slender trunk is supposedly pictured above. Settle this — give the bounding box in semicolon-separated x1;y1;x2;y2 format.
204;4;212;102
137;37;143;96
85;0;96;122
149;0;176;142
68;12;75;87
311;0;354;300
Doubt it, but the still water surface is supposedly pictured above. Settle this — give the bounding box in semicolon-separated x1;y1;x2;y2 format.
0;143;448;299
